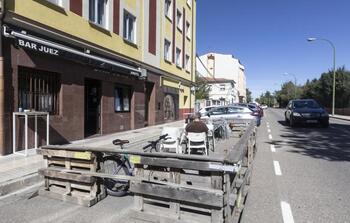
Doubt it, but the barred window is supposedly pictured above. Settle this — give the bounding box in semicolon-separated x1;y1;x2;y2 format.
114;85;131;112
18;67;60;115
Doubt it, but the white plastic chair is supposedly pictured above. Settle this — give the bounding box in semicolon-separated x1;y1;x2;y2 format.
159;127;182;153
187;132;208;155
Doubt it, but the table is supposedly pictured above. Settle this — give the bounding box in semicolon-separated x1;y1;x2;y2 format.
13;111;50;156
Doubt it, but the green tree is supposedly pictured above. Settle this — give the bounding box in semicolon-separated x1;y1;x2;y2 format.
246;88;252;103
194;72;210;100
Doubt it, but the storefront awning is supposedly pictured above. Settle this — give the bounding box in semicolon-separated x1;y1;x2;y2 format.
3;26;146;78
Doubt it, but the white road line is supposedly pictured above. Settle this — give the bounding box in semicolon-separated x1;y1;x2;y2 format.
267;129;271;133
270;145;276;152
273;160;282;175
268;134;273;140
281;201;295;223
266;122;269;125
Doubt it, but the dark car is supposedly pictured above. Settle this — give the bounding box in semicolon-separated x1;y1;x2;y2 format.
284;99;329;127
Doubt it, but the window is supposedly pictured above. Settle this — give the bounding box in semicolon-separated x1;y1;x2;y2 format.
114;86;131;112
176;48;181;67
220;84;225;91
164;39;171;61
18;67;60;115
185;54;190;71
176;9;182;31
123;10;136;43
186;21;191;39
165;0;172;19
187;0;192;8
47;0;64;6
89;0;108;27
206;100;211;106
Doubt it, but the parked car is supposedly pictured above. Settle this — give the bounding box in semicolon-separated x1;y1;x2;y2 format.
233;103;263;123
198;106;218;116
260;104;268;109
284;99;329;127
201;105;261;126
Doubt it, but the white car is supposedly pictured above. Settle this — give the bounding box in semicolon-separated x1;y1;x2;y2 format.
260;104;268;109
198;106;218;116
201;105;259;125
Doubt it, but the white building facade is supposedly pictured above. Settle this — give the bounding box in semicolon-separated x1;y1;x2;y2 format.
197;53;246;103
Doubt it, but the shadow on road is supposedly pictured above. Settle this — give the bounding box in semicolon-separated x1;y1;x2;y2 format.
271;120;350;162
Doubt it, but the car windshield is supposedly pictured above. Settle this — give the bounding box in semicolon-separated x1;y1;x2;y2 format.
293;100;321;109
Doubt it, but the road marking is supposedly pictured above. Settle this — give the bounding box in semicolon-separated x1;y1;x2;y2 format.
270;145;276;152
281;201;295;223
268;134;273;140
266;122;269;125
267;129;271;133
273;160;282;175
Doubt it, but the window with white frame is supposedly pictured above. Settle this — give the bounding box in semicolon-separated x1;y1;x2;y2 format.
186;21;191;39
164;39;171;61
89;0;108;28
185;54;190;71
47;0;64;6
220;84;226;91
165;0;172;19
176;9;182;31
176;48;181;67
123;10;136;43
187;0;192;8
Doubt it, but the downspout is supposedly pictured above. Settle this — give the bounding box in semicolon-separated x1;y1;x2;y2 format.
0;0;5;155
189;2;195;114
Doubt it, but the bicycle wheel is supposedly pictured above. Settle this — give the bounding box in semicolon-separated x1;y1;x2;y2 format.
102;156;130;197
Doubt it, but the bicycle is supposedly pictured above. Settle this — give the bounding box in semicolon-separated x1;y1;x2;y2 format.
142;134;169;152
102;139;132;197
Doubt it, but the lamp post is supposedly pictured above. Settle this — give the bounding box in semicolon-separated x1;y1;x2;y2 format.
307;37;336;116
283;73;297;99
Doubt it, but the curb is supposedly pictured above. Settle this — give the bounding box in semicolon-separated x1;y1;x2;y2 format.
0;173;43;196
330;116;350;122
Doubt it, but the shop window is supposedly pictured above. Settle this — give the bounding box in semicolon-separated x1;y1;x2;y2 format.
114;85;131;112
89;0;108;28
18;67;60;115
123;10;136;44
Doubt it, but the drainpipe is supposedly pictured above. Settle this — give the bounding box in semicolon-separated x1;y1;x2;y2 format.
0;0;5;155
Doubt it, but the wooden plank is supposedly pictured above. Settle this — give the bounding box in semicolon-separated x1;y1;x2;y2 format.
39;168;96;184
130;181;224;208
39;149;95;160
47;179;92;191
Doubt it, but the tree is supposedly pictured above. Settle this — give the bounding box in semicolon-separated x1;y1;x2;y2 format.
246;88;252;103
194;72;210;100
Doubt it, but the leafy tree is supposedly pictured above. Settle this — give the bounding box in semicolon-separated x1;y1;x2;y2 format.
246;88;252;103
194;72;210;100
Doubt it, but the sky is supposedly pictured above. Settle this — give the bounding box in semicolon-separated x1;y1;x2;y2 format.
196;0;350;99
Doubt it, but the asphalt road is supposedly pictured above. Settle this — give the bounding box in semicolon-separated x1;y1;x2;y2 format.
241;108;350;223
1;109;350;223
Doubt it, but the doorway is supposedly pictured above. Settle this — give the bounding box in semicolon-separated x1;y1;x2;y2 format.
85;79;101;137
144;82;154;126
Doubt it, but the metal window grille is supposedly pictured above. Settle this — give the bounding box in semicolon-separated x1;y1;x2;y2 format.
18;67;60;115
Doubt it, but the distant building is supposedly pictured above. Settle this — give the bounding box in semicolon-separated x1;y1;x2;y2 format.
0;0;196;155
205;78;237;106
197;53;246;103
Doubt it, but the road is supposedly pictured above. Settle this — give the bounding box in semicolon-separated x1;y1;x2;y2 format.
1;108;349;222
241;108;350;223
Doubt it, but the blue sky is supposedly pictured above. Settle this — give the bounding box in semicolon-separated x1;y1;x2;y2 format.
196;0;350;99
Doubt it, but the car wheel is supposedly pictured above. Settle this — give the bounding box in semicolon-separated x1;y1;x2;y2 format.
321;121;329;128
290;117;295;127
285;115;289;124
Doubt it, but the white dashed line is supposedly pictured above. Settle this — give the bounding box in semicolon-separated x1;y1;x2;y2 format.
273;160;282;175
270;145;276;152
281;201;295;223
267;129;271;133
268;134;273;140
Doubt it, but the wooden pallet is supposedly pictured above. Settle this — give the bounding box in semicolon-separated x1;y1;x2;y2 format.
38;149;106;207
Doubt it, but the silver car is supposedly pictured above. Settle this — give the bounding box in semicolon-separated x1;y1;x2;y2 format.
201;105;258;125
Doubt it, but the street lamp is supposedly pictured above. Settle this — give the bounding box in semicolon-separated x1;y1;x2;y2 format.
307;37;336;116
283;73;297;99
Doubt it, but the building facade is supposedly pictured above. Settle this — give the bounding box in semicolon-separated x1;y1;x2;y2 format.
205;78;237;106
0;0;196;155
197;53;246;103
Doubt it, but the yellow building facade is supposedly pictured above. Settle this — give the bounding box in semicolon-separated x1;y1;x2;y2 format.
0;0;196;154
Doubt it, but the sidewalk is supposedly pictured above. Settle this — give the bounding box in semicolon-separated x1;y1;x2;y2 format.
0;120;185;197
330;114;350;121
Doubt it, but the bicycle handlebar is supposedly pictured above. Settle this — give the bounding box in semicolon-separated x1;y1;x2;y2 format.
142;134;169;152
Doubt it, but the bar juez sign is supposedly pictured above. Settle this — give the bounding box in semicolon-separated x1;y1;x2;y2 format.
17;38;60;56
